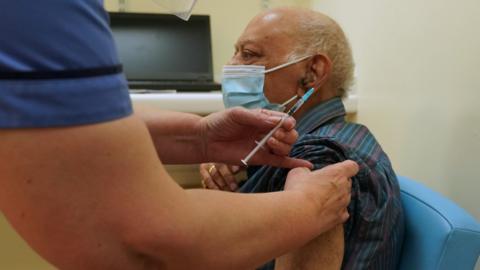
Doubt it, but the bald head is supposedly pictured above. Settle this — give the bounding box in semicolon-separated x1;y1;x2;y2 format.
249;7;335;35
236;7;354;97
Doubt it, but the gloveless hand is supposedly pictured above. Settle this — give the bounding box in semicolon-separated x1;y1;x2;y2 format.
200;163;244;191
284;160;358;234
198;107;313;169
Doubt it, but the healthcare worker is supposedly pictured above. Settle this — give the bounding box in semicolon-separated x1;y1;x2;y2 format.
0;0;358;269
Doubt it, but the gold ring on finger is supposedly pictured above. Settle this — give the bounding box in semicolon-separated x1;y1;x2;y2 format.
208;164;216;174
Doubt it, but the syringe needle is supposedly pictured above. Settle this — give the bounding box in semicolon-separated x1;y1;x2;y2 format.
241;116;286;166
241;88;315;166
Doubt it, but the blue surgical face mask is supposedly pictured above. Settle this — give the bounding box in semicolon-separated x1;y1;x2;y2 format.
222;55;312;111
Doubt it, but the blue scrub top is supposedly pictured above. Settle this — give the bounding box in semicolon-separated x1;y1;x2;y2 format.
0;0;133;128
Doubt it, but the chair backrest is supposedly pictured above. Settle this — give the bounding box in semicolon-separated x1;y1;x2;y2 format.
398;176;480;270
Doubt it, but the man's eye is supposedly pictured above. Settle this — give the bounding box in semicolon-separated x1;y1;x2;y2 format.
241;51;257;60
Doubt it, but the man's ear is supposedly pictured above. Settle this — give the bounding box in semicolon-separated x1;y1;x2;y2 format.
297;54;332;96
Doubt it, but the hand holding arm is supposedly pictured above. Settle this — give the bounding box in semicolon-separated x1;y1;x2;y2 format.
0;113;357;269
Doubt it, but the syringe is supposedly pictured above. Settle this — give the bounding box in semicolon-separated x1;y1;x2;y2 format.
241;88;315;166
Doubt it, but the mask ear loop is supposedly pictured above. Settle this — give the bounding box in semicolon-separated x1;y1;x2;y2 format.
264;55;313;73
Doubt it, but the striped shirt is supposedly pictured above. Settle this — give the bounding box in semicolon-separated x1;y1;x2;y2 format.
239;97;405;270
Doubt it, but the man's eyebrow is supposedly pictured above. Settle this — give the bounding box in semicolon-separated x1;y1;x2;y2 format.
235;39;258;48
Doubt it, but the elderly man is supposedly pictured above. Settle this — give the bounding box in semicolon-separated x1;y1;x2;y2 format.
200;7;404;270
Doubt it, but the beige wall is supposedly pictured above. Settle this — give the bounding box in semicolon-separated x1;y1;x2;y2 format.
0;215;54;270
313;0;480;221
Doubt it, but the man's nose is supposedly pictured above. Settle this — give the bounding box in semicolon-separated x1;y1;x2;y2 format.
227;54;242;65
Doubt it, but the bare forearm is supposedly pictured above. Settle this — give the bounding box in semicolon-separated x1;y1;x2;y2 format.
167;189;323;270
134;105;205;164
0;114;354;270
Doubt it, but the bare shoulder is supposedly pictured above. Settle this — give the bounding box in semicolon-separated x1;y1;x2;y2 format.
0;115;180;269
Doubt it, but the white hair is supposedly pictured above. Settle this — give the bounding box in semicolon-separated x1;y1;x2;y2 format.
288;13;355;97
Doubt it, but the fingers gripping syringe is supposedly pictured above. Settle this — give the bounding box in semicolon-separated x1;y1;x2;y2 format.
241;88;315;166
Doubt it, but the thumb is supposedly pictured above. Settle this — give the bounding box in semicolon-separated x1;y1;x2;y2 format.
316;160;359;178
251;152;313;169
287;166;312;179
230;165;241;174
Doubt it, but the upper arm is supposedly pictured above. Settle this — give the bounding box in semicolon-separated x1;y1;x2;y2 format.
0;115;185;269
275;225;344;270
273;139;348;270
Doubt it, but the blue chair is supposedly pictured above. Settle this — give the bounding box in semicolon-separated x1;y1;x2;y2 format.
398;176;480;270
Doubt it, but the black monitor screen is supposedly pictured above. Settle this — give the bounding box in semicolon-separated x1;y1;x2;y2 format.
109;13;214;82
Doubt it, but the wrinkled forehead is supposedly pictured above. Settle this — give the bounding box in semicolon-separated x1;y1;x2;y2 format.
236;13;298;60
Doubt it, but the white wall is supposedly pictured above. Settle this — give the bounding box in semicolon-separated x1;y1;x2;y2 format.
312;0;480;221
